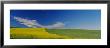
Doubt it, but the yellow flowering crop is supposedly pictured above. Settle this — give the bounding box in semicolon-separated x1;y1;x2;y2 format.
10;28;72;39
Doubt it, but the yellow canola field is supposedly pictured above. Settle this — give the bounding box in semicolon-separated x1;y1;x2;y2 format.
10;28;72;39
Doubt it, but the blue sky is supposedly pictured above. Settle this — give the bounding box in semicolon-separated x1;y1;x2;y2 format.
10;10;101;30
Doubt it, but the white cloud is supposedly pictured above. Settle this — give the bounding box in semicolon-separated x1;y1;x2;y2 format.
14;16;65;29
44;22;64;29
14;16;43;28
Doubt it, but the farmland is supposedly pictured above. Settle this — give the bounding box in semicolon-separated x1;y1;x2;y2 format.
47;29;101;39
10;28;101;39
10;28;72;39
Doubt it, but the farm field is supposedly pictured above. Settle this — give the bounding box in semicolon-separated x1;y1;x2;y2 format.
10;28;72;39
10;28;101;39
47;29;101;39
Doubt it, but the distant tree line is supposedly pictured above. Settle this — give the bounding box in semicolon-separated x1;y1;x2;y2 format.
10;26;21;28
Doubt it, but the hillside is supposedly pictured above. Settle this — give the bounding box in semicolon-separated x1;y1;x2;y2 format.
47;29;101;39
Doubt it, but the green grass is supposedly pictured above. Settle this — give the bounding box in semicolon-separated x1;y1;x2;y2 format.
46;29;101;39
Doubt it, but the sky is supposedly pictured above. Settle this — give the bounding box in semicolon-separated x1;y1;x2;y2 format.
10;10;101;30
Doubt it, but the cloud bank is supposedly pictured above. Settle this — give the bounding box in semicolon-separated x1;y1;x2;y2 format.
14;16;65;29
